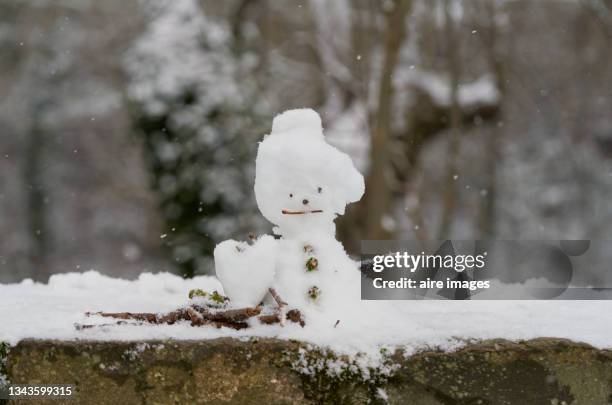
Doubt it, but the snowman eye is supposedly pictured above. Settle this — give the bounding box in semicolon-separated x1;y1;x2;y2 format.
317;187;323;194
289;193;293;198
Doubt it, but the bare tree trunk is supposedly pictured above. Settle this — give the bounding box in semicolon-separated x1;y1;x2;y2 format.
23;116;48;281
438;0;462;239
477;0;505;238
363;0;411;240
350;0;377;101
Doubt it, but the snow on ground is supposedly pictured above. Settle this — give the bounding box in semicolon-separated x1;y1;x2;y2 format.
1;271;611;359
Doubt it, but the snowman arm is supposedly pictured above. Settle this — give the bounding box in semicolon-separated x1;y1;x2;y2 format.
268;287;287;326
268;287;288;307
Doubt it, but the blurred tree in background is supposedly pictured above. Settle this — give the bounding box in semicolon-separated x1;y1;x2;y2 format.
1;0;612;281
126;0;270;277
0;1;167;282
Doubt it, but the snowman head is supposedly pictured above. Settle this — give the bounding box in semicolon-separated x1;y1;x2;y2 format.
254;109;364;238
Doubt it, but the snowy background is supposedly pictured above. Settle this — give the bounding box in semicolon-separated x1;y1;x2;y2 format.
1;0;612;283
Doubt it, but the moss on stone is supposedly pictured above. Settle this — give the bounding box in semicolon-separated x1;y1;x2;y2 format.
0;342;8;378
283;343;399;404
0;341;8;405
394;338;612;404
3;338;612;404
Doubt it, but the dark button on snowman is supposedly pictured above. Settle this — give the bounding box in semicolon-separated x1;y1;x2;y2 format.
214;109;364;319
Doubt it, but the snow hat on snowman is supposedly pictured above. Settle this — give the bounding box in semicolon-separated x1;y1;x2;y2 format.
254;109;364;236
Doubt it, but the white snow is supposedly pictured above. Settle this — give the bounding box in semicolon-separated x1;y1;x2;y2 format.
214;235;277;307
1;270;612;359
398;68;500;108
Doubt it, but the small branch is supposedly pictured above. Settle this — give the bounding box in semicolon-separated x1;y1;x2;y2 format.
86;311;162;323
268;288;287;307
74;321;135;330
211;320;249;330
258;309;305;327
86;305;261;330
269;288;287;326
83;296;301;331
186;307;205;326
158;309;188;324
193;305;262;322
258;314;281;325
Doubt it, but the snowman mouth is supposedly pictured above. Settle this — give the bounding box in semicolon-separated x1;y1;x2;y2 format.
282;209;324;215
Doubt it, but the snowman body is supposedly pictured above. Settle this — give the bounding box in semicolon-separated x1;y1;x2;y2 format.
272;233;361;311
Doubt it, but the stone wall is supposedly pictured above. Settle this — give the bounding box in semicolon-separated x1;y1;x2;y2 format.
2;338;611;404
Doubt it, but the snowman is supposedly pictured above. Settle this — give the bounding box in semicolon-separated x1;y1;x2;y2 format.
214;109;364;320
